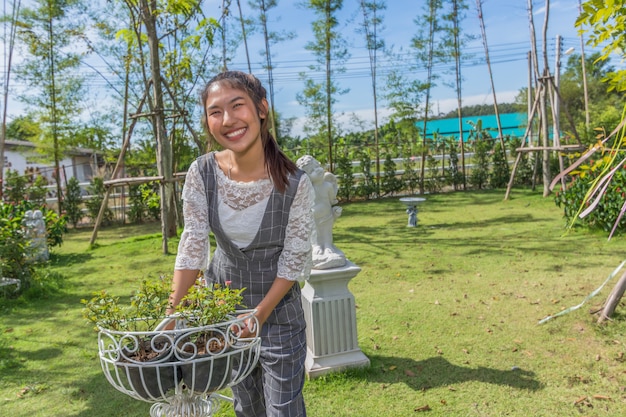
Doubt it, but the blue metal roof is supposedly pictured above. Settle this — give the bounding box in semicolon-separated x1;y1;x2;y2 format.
421;112;528;140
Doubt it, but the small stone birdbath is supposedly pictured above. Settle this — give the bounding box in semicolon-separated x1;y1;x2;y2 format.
399;197;426;227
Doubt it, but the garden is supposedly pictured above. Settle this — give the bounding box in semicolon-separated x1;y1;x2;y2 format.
2;188;626;416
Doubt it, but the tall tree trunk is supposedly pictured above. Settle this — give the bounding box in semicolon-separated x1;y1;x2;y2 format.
139;0;176;254
452;0;466;190
476;0;506;155
325;2;333;172
47;7;63;215
0;0;21;200
419;0;438;195
359;0;383;197
259;0;278;143
540;0;552;196
236;0;252;73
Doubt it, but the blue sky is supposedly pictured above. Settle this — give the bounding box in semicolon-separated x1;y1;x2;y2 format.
5;1;606;138
208;0;599;135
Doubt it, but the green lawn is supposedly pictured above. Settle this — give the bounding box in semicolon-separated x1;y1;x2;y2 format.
2;189;626;416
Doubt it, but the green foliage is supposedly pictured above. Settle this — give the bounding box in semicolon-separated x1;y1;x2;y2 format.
81;276;244;347
469;138;491;189
334;145;354;202
0;203;32;291
128;183;161;224
82;277;172;332
445;140;464;190
176;282;245;328
380;153;402;196
27;174;49;206
44;209;67;248
401;155;420;195
555;152;626;233
577;0;626;92
424;154;442;193
63;177;83;228
3;169;27;203
509;137;535;186
85;177;114;226
0;195;66;297
490;141;509;188
355;148;377;199
15;0;86;165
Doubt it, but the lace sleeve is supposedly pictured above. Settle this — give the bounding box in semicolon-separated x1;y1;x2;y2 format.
277;174;315;282
174;161;211;270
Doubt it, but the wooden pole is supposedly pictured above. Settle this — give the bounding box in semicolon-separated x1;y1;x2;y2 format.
89;93;147;247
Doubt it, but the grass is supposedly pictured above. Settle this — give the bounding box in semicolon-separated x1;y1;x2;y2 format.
2;188;626;416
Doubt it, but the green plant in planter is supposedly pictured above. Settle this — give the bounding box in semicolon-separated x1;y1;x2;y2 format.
82;277;249;397
82;277;178;400
174;282;246;394
176;282;245;329
82;277;171;334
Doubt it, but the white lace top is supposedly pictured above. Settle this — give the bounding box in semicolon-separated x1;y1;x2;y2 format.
174;155;315;282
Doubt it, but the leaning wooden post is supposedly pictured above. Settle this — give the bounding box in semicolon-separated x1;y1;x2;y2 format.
89;94;147;246
597;271;626;323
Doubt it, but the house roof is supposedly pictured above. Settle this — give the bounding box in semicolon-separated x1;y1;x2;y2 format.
3;139;101;157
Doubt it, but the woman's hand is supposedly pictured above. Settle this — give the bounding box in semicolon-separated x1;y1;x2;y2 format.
233;312;261;338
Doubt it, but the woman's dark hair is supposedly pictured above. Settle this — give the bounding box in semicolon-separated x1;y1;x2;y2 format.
200;71;297;193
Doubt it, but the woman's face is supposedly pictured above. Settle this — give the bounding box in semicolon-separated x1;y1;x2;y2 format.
204;83;266;154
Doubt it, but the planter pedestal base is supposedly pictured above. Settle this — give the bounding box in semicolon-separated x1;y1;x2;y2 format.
301;260;370;378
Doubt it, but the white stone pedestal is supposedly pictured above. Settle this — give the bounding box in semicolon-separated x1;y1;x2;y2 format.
301;260;370;378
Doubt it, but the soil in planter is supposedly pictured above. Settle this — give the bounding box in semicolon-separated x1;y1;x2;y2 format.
119;337;180;400
177;333;233;393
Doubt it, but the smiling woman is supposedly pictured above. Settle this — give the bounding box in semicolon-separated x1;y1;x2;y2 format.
169;71;316;417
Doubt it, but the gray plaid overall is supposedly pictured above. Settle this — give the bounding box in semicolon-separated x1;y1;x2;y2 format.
197;154;307;417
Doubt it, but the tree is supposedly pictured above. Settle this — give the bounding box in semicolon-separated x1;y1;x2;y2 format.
14;0;87;215
577;0;626;93
89;0;219;252
559;52;624;143
248;0;296;144
442;0;473;190
358;0;386;196
412;0;446;194
297;0;349;172
64;176;83;228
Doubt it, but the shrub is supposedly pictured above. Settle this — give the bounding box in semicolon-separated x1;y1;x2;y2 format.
381;153;402;196
469;138;491;190
490;142;510;188
401;156;420;195
0;202;34;293
3;169;27;203
85;177;114;226
64;177;84;228
425;154;442;193
554;153;626;233
355;148;377;199
446;140;465;190
335;152;354;202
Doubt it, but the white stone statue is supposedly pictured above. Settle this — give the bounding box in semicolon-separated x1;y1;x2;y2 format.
22;209;48;262
297;155;346;269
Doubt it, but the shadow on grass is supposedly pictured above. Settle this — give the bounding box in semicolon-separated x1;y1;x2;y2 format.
48;251;93;267
362;354;543;391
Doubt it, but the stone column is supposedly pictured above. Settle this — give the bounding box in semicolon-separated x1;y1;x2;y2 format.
301;260;370;378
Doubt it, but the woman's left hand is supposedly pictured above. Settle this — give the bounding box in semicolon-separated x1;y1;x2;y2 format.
233;312;260;338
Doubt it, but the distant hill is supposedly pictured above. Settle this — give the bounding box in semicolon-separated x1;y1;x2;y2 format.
438;103;523;119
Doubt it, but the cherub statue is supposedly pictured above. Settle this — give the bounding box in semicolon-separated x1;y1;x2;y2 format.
297;155;346;269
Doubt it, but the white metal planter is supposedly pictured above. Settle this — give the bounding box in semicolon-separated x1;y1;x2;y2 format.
97;310;260;417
